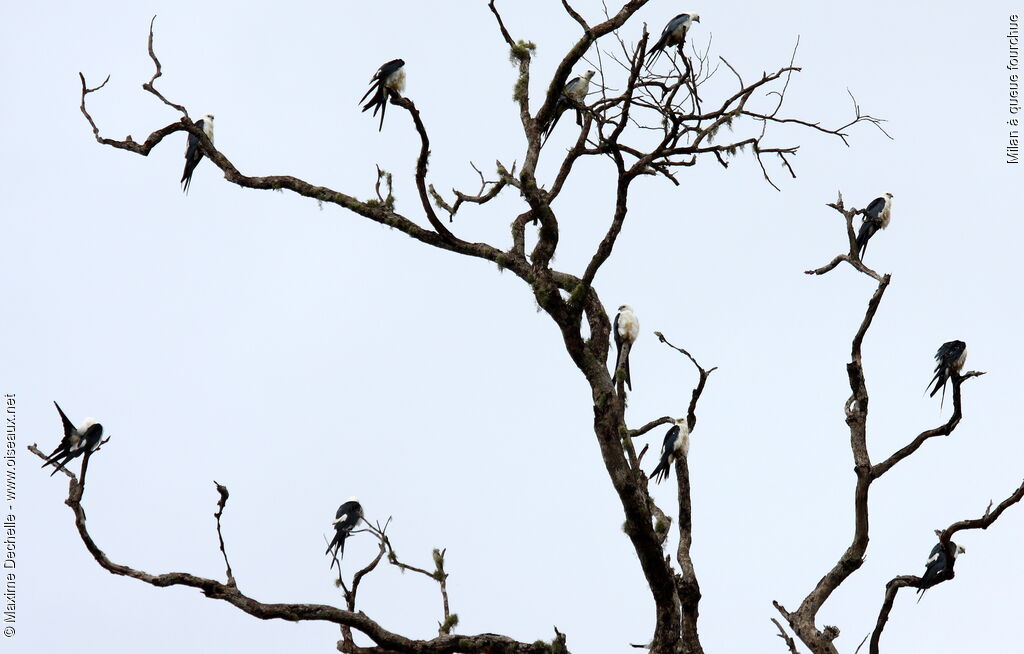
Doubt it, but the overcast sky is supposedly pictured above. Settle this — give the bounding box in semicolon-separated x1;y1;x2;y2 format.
4;1;1022;652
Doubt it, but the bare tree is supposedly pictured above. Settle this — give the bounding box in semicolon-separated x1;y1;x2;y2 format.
35;3;1021;654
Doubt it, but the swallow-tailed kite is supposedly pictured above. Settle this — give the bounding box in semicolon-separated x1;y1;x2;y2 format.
542;70;595;142
647;13;701;62
181;114;215;194
917;541;965;603
855;192;892;260
928;340;967;404
326;497;364;570
613;305;639;391
650;419;690;483
361;59;406;131
42;402;104;476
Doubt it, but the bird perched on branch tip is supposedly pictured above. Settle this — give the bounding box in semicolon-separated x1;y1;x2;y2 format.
361;59;406;131
855;192;892;260
42;402;104;477
326;497;364;571
927;340;967;406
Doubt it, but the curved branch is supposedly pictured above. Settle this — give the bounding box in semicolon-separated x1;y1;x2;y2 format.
28;445;552;654
141;16;189;115
393;96;459;243
869;479;1024;654
871;371;986;479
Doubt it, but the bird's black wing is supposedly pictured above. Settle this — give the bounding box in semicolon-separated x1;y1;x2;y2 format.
82;423;104;452
43;402;79;473
928;341;966;398
662;425;680;453
54;401;75;440
938;341;966;367
856;220;879;259
927;365;949;398
650;427;680;484
865;197;885;219
181;129;204;193
647;20;674;58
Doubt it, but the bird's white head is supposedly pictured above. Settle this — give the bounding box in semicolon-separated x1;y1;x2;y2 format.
955;544;966;555
884;192;893;200
618;304;634;313
690;13;701;23
79;418;100;431
346;495;360;504
200;115;215;142
583;70;596;80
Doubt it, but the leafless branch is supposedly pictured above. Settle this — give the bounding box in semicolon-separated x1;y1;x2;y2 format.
141;16;188;116
869;479;1024;653
804;193;884;281
772;618;801;654
212;481;236;588
871;371;986;479
29;445;550;654
654;331;717;433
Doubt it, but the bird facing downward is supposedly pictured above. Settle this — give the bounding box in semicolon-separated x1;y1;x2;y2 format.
647;13;701;62
613;305;640;391
917;541;966;603
326;497;364;571
927;340;967;405
650;419;690;484
42;402;104;476
181;114;215;194
855;192;893;260
361;59;406;132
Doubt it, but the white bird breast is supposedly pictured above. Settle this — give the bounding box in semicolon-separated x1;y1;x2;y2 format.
386;69;406;93
954;347;967;372
618;312;639;342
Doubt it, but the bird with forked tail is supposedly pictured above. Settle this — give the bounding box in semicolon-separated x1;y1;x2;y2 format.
326;497;364;571
361;59;405;132
855;192;892;260
927;340;967;406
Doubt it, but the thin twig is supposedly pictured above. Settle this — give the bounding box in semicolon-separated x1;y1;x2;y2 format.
213;481;236;588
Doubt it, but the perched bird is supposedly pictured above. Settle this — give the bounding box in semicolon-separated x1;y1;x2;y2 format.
927;340;967;405
650;419;690;483
326;497;364;570
613;305;640;391
542;70;595;142
917;541;966;603
647;13;701;62
855;192;893;260
181;114;215;194
42;402;104;476
361;59;406;131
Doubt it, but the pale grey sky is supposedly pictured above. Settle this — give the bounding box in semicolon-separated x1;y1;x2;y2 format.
3;1;1022;652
